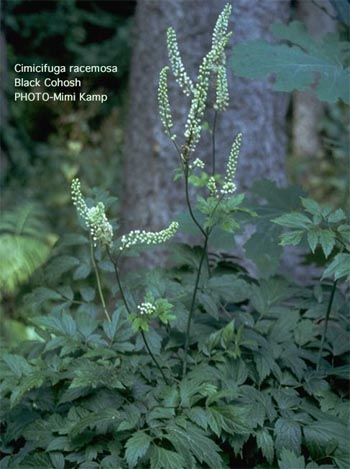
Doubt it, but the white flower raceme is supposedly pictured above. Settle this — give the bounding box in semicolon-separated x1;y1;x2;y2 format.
191;158;205;169
137;302;156;316
214;62;229;111
212;4;232;49
208;176;218;197
184;34;231;154
119;221;179;251
167;27;194;96
183;58;211;153
86;203;113;247
221;133;242;195
159;4;232;155
212;4;231;112
71;178;113;246
221;181;237;195
158;66;173;136
71;178;89;219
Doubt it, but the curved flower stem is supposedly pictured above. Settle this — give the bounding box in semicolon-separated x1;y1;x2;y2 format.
106;247;169;384
182;234;209;377
90;241;111;322
317;279;338;371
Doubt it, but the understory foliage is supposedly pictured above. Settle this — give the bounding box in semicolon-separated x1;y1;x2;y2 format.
1;0;133;331
1;5;349;469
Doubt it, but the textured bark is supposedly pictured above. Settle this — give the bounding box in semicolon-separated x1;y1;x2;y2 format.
292;0;336;160
121;0;291;268
285;0;337;284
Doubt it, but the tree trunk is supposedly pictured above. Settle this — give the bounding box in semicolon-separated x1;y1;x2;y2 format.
292;0;336;167
122;0;291;244
284;0;337;284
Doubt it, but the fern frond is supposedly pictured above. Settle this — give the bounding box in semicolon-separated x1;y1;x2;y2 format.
0;204;48;239
0;204;54;295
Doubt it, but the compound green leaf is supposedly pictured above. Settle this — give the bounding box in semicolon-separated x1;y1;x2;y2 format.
304;419;349;459
125;431;152;467
165;423;223;469
73;262;91;280
318;229;335;258
79;286;95;302
70;408;120;438
273;213;311;229
231;21;350;104
327;208;346;224
20;452;53;468
278;448;305;469
307;228;319;253
49;452;65;469
279;230;304;247
301;198;322;216
186;407;208;430
2;353;33;377
10;374;44;407
46;437;70;452
274;417;302;455
102;309;122;341
322;253;350;281
150;446;186;469
256;428;274;464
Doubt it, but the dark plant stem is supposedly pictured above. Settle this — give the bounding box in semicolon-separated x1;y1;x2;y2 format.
184;165;206;237
166;110;224;376
212;110;217;176
106;247;169;384
141;330;169;385
106;247;131;315
184;161;211;277
90;241;111;322
167;127;185;171
181;153;225;375
182;234;208;377
317;279;338;371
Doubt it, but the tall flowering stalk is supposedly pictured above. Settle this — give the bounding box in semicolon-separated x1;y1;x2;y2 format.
71;178;178;384
158;4;248;376
71;178;112;322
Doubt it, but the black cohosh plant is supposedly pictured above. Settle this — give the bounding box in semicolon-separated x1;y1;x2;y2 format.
158;3;254;375
1;5;349;469
71;177;178;384
70;3;253;382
